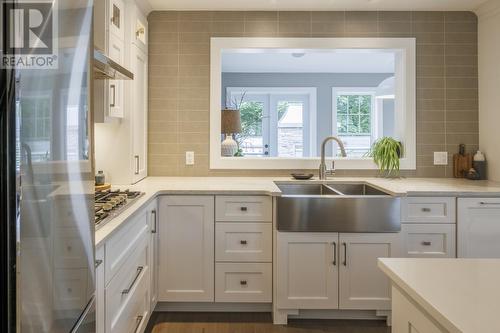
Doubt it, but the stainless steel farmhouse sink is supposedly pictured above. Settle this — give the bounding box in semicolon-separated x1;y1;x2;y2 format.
276;183;401;233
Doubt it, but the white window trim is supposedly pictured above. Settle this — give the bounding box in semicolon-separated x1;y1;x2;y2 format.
332;87;377;157
210;37;416;170
226;87;317;157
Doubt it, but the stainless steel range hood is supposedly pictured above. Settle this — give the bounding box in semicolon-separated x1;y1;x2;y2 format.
93;49;134;80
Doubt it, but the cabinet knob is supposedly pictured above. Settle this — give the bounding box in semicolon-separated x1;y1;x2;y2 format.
240;207;248;212
421;208;431;212
240;240;247;245
240;280;247;286
421;241;432;246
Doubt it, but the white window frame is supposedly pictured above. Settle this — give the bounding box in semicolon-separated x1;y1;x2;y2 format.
332;87;377;157
226;87;317;158
210;37;416;170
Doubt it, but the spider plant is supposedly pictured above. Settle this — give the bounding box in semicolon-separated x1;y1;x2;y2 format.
367;137;403;177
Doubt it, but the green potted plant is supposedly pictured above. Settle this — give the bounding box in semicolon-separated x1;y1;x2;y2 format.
367;137;403;178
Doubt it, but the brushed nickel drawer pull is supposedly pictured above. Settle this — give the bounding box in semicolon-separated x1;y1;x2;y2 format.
95;259;103;268
151;210;157;234
240;206;248;211
133;315;144;333
134;155;140;175
421;208;431;212
110;84;116;107
240;280;247;286
421;241;432;246
122;266;143;294
342;242;347;266
479;202;500;205
240;240;247;245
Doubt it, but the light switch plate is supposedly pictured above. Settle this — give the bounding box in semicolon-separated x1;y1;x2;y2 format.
185;151;195;165
433;152;448;165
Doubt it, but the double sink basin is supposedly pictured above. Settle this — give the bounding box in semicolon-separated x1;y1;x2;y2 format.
276;182;401;233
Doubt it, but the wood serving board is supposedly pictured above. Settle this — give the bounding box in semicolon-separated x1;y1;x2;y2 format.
95;183;111;191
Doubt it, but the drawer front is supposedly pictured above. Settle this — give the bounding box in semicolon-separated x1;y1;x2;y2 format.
402;224;456;258
401;197;456;223
105;210;149;284
216;223;272;262
106;241;149;333
216;196;272;222
215;263;272;303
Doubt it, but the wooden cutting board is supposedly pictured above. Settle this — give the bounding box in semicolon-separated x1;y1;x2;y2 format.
453;153;472;178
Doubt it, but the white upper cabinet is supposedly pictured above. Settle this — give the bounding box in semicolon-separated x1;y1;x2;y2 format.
109;0;125;41
338;233;401;310
131;44;148;182
277;233;339;309
158;196;215;302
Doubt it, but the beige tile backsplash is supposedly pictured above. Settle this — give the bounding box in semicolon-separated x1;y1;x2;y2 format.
148;10;478;177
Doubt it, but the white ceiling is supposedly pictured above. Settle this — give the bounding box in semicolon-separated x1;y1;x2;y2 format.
148;0;488;11
222;51;395;73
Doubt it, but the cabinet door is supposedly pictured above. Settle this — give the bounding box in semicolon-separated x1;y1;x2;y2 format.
147;200;158;311
339;233;401;310
158;196;215;302
132;45;148;183
95;246;105;333
458;198;500;258
277;232;338;309
107;36;124;118
109;0;125;41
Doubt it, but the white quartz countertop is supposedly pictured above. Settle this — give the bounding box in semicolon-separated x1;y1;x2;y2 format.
378;258;500;333
95;176;500;246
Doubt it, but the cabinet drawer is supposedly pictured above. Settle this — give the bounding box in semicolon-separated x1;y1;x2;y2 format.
215;263;272;303
215;196;272;222
401;197;456;223
105;211;149;284
402;224;456;258
105;242;149;333
216;223;272;262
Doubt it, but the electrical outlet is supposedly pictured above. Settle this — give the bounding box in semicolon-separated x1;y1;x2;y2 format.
185;151;195;165
433;152;448;165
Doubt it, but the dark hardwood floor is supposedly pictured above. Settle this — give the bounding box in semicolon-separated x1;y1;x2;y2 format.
146;312;391;333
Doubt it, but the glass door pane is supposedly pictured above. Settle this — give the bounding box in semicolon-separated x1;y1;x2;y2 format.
270;94;309;157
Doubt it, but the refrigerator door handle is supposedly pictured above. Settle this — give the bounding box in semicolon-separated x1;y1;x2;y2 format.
70;295;95;333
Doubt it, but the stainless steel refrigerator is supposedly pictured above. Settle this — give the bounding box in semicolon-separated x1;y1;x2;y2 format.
1;0;96;332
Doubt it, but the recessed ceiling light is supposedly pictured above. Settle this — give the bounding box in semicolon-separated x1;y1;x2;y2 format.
291;53;306;58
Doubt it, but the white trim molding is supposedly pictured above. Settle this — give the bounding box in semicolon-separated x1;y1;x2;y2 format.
210;37;416;170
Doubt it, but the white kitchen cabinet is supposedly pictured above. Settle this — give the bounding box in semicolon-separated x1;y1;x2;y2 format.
458;198;500;258
131;43;148;182
401;197;456;224
277;232;401;311
109;0;125;41
95;246;105;333
215;263;272;303
215;223;272;262
277;233;339;309
339;233;401;310
402;224;456;258
158;196;215;302
391;286;444;333
146;199;159;311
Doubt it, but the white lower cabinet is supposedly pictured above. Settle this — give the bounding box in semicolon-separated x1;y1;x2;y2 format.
158;196;215;302
277;233;339;309
338;233;401;310
277;232;401;311
215;263;272;303
392;286;444;333
402;224;456;258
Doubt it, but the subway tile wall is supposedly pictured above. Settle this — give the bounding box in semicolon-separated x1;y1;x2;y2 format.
148;11;478;177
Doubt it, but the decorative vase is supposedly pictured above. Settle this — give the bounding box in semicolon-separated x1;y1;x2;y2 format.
221;134;238;157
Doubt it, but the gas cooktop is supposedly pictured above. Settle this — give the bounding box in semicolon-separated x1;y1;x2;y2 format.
95;189;144;229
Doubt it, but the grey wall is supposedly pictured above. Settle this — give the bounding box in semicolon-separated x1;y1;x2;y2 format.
222;72;393;153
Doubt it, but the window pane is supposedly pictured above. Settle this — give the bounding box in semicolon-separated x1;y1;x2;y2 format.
337;96;348;114
348;96;359;115
360;95;371;115
348;114;359;133
360;115;371;134
338;115;348;134
238;101;264;156
277;101;304;158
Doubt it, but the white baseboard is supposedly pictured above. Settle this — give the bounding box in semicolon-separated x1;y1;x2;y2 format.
155;302;273;312
288;309;387;321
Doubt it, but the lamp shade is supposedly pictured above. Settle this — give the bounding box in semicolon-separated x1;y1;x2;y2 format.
221;108;241;134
